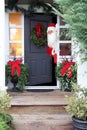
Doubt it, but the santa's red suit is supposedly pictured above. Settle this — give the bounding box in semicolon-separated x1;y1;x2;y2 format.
46;23;58;64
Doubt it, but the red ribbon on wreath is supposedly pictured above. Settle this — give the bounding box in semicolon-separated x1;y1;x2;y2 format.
35;23;42;38
60;61;75;78
8;60;21;77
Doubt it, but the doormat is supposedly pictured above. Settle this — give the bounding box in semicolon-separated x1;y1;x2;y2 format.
26;89;54;92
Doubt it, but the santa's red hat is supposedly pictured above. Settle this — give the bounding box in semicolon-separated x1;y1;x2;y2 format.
48;23;56;27
47;23;56;33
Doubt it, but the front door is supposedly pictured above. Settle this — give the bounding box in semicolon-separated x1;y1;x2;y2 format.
24;14;56;86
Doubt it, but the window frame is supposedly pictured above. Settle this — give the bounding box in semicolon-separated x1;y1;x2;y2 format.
57;16;72;61
8;12;24;61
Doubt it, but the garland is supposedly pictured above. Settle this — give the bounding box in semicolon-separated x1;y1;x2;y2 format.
30;23;47;47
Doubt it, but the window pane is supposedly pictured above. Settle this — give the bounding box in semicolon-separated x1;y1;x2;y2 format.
60;17;66;26
60;43;71;56
10;43;22;56
9;28;22;41
60;28;71;40
9;13;22;26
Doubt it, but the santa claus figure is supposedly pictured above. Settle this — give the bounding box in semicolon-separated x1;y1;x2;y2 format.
46;23;58;64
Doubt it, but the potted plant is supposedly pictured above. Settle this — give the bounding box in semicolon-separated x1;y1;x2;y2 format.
0;91;12;130
55;58;77;91
65;83;87;130
5;58;28;92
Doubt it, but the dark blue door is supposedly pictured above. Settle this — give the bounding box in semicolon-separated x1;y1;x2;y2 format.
24;14;55;86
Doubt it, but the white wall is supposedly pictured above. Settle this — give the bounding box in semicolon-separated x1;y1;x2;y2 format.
77;51;87;88
0;0;6;90
5;12;9;63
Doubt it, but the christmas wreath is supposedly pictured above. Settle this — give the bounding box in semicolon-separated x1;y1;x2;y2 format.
30;23;47;47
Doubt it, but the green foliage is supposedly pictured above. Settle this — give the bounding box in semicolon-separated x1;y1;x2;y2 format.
5;65;11;84
55;62;77;91
17;64;28;92
5;63;28;92
65;83;87;120
60;28;71;40
0;92;12;130
53;0;87;51
0;91;11;113
0;113;12;123
0;122;11;130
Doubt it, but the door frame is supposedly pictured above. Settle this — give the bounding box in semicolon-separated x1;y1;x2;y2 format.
5;11;59;90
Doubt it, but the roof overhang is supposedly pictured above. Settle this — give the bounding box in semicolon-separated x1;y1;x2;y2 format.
5;0;53;5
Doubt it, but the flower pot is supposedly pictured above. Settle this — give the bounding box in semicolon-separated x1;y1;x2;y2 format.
11;76;18;84
72;116;87;130
11;76;18;91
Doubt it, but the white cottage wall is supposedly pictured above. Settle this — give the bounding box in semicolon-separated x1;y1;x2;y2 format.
0;0;7;90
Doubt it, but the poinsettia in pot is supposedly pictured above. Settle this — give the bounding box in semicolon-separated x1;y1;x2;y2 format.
55;58;77;91
5;58;28;92
65;83;87;130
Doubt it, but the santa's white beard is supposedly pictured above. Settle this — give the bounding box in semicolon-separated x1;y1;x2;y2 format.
47;32;57;48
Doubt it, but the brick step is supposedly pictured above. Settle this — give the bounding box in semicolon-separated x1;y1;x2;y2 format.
11;114;74;130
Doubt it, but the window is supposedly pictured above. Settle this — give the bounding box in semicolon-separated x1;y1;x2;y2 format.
60;43;71;56
58;16;72;60
9;12;23;58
